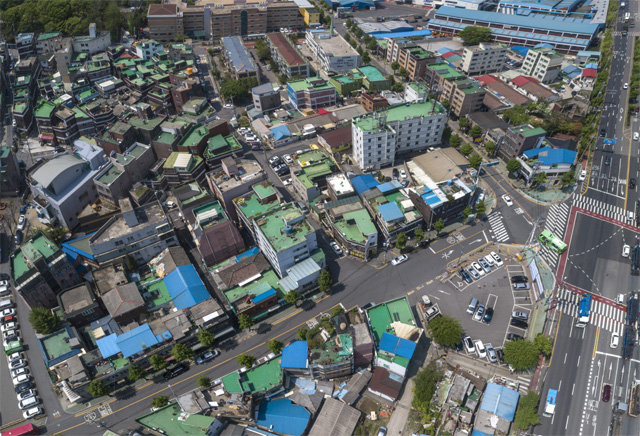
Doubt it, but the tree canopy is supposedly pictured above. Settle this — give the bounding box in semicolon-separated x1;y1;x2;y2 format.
28;307;61;334
88;380;109;398
428;315;463;347
433;218;445;234
237;354;256;368
220;76;258;101
149;354;168;371
318;269;333;293
267;339;284;354
459;144;473;157
514;392;541;430
503;339;540;370
128;365;147;381
198;330;216;348
469;125;483;139
171;343;194;362
412;362;444;414
506;158;522;174
450;134;462;148
151;395;169;409
237;313;254;330
468;153;483;169
459;26;492;45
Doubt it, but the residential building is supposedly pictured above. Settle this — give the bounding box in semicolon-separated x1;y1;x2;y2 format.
252;83;282;113
477;74;532;111
93;143;155;205
99;283;145;326
147;4;183;43
431;0;490;9
517;145;577;184
51;106;95;146
222;36;258;79
29;138;107;229
203;134;243;168
361;92;388;113
459;43;507;75
499;124;547;160
521;46;563;83
182;6;206;38
12;99;34;133
324;195;378;260
267;32;310;78
154;152;207;188
34;99;57;144
351;101;447;170
290;149;337;202
88;199;179;265
57;283;105;328
11;233;81;308
16;33;35;59
207;157;266;221
305;30;361;73
330;65;389;96
510;75;559;101
426;63;485;117
72;23;111;55
0;146;21;196
209;1;304;39
253;202;318;277
287;77;337;110
192;201;246;267
234;181;282;236
96;120;136;155
172;181;215;226
385;41;436;80
318;125;352;154
36;32;63;55
428;7;599;54
281;334;354;380
404;82;428;103
136;39;164;60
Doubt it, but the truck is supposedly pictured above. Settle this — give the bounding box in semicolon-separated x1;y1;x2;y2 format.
543;389;557;417
632;245;640;276
575;294;592;327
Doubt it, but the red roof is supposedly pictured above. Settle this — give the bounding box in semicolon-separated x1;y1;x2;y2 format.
511;75;536;87
476;74;498;85
316;108;331;115
441;51;458;59
148;3;178;16
267;33;306;67
582;68;597;78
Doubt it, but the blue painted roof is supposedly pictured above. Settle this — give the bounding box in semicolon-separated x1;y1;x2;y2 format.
116;324;165;358
434;7;600;34
562;65;581;74
256;399;311;436
281;340;308;369
377;202;404;223
378;332;417;359
61;232;96;260
378;180;401;193
522;146;577;166
577;50;600;57
253;288;276;304
437;47;455;55
374;29;431;39
479;382;520;421
350;174;379;194
96;333;120;358
165;264;210;310
584;62;598;69
236;247;260;262
471;430;494;436
270;124;291;141
421;187;444;208
222;36;256;74
511;46;530;57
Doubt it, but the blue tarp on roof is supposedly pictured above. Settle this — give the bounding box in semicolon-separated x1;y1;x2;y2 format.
421;187;443;208
378;180;401;193
256;398;310;436
96;333;120;358
584;62;598;69
437;47;455;55
377;202;404;223
522;146;577;166
378;332;417;359
116;324;165;358
479;382;520;421
164;264;210;310
253;288;276;304
281;340;308;369
471;430;493;436
350;174;379;194
511;46;530;57
373;29;431;39
236;247;260;262
270;124;291;141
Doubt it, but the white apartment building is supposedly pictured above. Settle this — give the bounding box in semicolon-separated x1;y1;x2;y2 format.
352;101;447;170
521;46;563;84
305;30;361;73
426;0;488;9
459;43;507;75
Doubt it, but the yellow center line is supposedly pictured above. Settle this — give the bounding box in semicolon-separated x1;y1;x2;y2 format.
593;326;600;359
55;299;338;435
546;312;562;367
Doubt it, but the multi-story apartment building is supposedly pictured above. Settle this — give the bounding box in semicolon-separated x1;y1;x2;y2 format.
498;124;547;160
72;23;111;55
11;233;81;308
222;36;258;79
252;83;282;113
35;32;63;55
208;158;267;221
287;77;336;109
459;43;507;76
0;146;21;196
266;32;310;78
182;6;206;38
147;3;183;43
16;33;35;59
89;199;179;265
426;63;485;117
351;101;447;170
521;46;563;83
305;30;361;73
209;1;304;39
385;41;436;80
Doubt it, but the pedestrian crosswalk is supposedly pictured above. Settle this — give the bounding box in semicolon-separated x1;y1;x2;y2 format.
516;374;531;394
555;288;625;335
539;202;571;268
487;212;510;242
572;194;634;224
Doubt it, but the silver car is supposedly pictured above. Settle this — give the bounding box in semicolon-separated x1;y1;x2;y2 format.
486;343;498;363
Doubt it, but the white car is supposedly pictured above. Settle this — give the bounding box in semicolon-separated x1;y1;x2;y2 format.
17;389;37;402
391;254;409;266
3;329;19;341
17;215;26;231
9;359;27;371
475;340;487;358
329;241;343;256
12;374;30;385
8;351;24;362
502;195;513;206
22;406;43;419
224;103;234;109
624;83;629;89
11;367;29;378
578;169;586;181
634;132;639;141
1;321;18;332
623;244;631;258
471;262;485;276
0;308;14;317
283;154;293;165
463;336;475;354
490;251;503;266
610;332;620;349
283;178;292;186
399;169;407;179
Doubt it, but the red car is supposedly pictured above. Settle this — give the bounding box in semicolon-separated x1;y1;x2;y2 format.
2;315;15;324
602;384;611;402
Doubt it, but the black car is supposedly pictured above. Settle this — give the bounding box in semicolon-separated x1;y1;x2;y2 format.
163;363;189;380
605;156;611;166
14;230;23;246
0;273;9;280
511;275;528;284
496;348;504;363
14;381;33;394
483;307;494;324
392;168;399;179
507;333;524;341
630;178;637;189
600;128;606;137
510;318;528;329
459;268;473;284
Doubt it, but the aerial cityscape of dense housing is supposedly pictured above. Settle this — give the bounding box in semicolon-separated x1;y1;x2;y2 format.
0;0;639;435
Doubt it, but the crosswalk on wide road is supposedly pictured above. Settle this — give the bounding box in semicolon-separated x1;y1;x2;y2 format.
539;202;571;268
555;288;625;335
487;212;510;242
572;194;634;224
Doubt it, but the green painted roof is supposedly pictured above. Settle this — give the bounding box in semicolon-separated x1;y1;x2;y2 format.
204;134;242;159
255;203;314;252
288;77;335;92
513;125;547;137
354;101;445;132
359;65;386;82
178;125;208;149
224;269;283;305
222;358;283;394
235;184;280;220
34;100;56;119
12;233;59;280
95;165;123;186
366;297;416;343
137;403;214;436
333;208;377;244
40;329;73;362
429;62;464;80
37;31;61;41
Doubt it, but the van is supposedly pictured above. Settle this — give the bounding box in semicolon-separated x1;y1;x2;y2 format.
467;297;479;315
475;340;486;358
483;254;495;267
18;396;40;410
0;299;14;310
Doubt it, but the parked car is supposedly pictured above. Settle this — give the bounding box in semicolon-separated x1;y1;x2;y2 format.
14;230;23;245
329;241;343;256
474;340;487;358
490;251;503;266
163;363;189;380
512;311;528;320
486;344;498;363
17;389;37;402
507;333;523;341
511;275;528;283
579;170;587;181
0;273;10;280
399;169;407;179
11;367;29;378
18;396;41;410
1;321;17;332
473;305;485;322
630;178;637;189
16;215;25;231
467;267;480;280
496;348;504;363
268;156;281;166
610;332;620;349
471;262;485;276
391;254;409;266
12;374;31;385
483;307;494;324
196;350;220;365
283;154;293;165
0;308;14;318
9;359;27;371
463;336;475;354
513;282;530;290
459;268;473;284
510;318;528;329
22;406;43;419
14;381;33;394
623;244;631;258
477;258;491;273
283;178;292;186
377;426;387;436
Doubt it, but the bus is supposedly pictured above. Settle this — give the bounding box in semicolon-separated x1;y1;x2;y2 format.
538;230;567;254
1;423;39;436
575;294;592;328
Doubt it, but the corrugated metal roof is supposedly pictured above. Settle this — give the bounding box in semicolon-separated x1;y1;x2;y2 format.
281;340;308;369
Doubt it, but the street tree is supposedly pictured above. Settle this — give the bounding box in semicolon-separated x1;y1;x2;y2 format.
534;333;553;356
534;172;547;186
28;307;61;334
198;330;216;348
171;343;195;362
151;396;169;409
463;206;473;218
414;228;424;242
238;116;250;127
560;170;575;187
484;141;496;155
88;380;109;398
128;365;147;381
237;354;256;368
449;134;462;148
391;61;400;72
362;51;371;64
514;392;541;430
475;201;486;216
459;144;473;157
433;218;445;234
469;125;483;140
458;117;469;131
367;39;378;51
237;313;254;330
318;270;333;293
503;339;540;370
197;376;211;388
149;354;167;371
506;158;522;174
459;26;492;45
267;339;284;354
284;290;301;305
297;327;309;340
469;153;483;169
395;232;408;249
428;316;463;347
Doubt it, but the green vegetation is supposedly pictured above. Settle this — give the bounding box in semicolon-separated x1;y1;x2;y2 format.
28;307;61;335
503;339;540;370
515;392;541;430
254;39;270;60
237;313;254;330
469;125;483;140
412;362;444;415
534;333;553;356
198;330;216;348
127;365;147;381
151;395;169;409
171;343;194;362
428;315;463;347
237;354;256;368
475;201;486;216
197;376;211;388
284;290;301;305
449;134;461;148
506;159;522;174
318;269;333;293
459;144;473;157
220;76;258;101
560;170;575;188
414;228;424;242
459;26;492;45
149;354;167;371
484;141;496;156
463;206;473;218
267;339;284;354
238;116;250;128
534;172;547;187
468;153;482;169
433;218;445;234
87;380;109;398
395;232;408;249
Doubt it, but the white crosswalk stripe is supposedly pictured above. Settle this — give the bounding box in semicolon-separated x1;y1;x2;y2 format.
487;212;510;242
539;202;571;268
555;288;625;335
572;193;634;223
